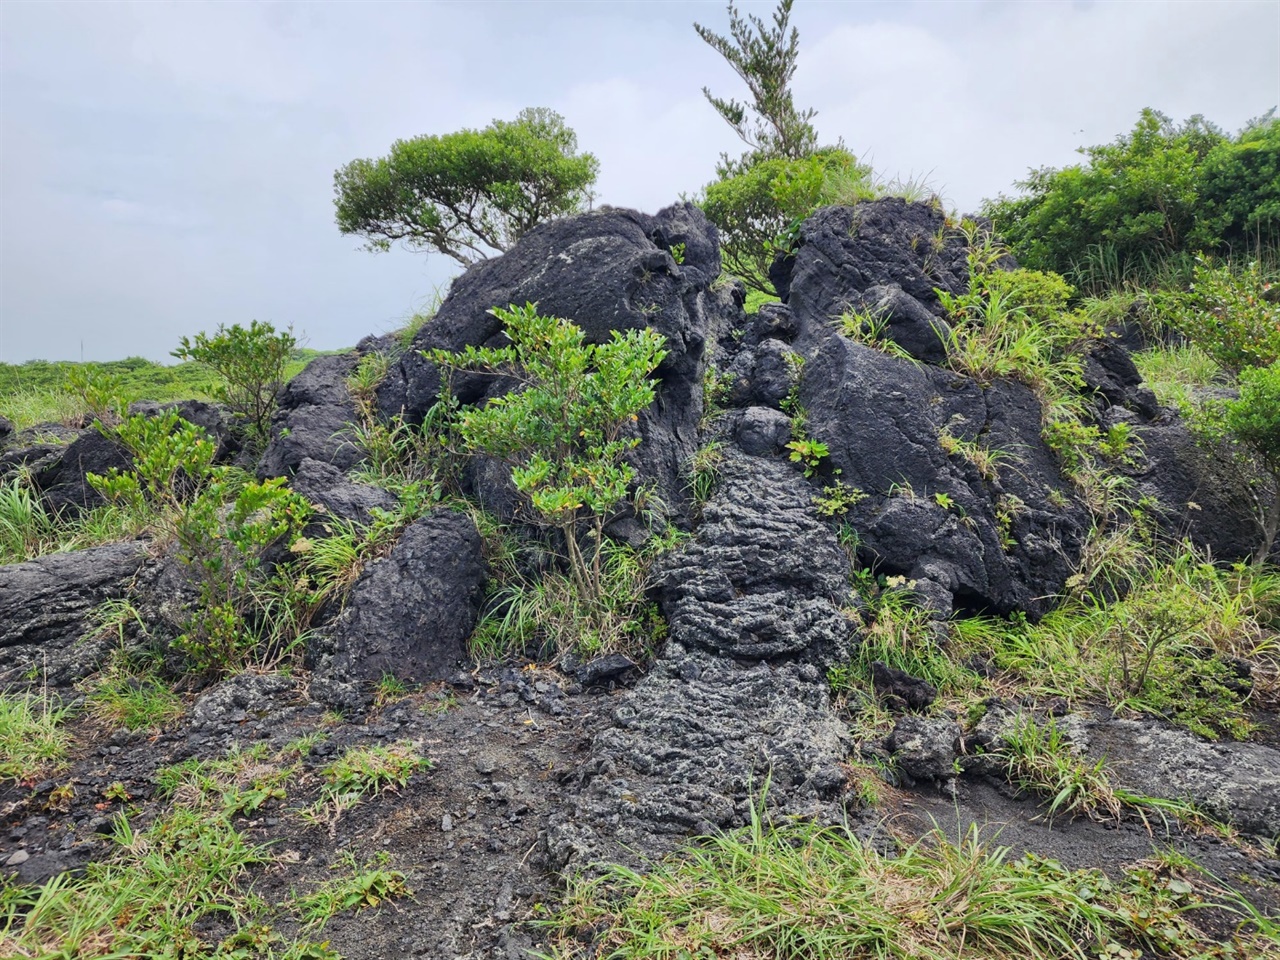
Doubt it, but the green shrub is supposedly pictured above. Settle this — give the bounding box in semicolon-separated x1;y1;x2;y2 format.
983;108;1279;286
431;302;667;620
1159;259;1280;375
172;473;311;672
88;409;217;519
64;367;126;427
701;149;873;292
1224;361;1280;564
172;319;297;447
89;411;313;674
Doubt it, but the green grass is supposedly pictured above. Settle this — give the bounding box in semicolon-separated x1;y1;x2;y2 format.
289;852;411;929
742;287;781;314
0;470;152;564
302;739;431;828
1001;714;1123;823
0;804;341;959
1131;342;1225;415
953;546;1280;740
86;664;184;733
0;691;72;783
0;350;330;430
468;530;676;664
157;742;297;817
830;578;984;705
0;806;265;956
538;805;1277;959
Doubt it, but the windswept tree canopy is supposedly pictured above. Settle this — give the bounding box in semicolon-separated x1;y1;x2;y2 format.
334;108;599;267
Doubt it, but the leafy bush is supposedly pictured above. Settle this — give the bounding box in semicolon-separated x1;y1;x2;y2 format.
431;302;667;617
701;148;873;292
88;409;218;519
334;107;598;267
984;108;1279;285
1224;362;1280;564
1159;259;1280;375
89;411;313;674
172;473;311;672
172;319;297;448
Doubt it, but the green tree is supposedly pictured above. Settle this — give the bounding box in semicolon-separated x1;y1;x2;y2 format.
171;320;296;448
694;1;872;294
334;108;599;267
694;0;818;172
1224;362;1280;567
984;110;1220;279
430;303;667;612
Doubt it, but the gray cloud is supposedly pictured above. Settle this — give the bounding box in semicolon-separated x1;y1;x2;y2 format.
2;0;1276;362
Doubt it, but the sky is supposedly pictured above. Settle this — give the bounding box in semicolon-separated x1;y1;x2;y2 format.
1;0;1277;364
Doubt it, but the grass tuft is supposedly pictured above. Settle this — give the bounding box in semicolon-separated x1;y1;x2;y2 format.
538;805;1277;959
0;691;71;783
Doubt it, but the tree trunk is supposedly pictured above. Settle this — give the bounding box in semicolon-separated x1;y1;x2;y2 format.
1253;477;1280;571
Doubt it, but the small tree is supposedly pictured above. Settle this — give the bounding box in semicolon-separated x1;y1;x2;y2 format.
172;320;296;448
694;0;818;171
1224;362;1280;566
695;1;866;294
334;108;599;267
430;303;667;612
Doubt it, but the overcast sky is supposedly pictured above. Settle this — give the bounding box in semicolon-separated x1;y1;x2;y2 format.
1;0;1277;364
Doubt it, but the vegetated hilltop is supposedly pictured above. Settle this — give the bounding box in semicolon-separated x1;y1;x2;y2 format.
3;0;1280;952
2;191;1279;959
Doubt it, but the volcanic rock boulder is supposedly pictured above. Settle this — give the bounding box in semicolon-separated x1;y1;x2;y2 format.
0;415;12;443
658;451;853;664
1081;720;1280;838
289;458;397;527
0;542;151;686
1105;406;1264;563
327;510;486;685
800;334;1088;617
549;453;857;869
258;353;362;478
775;198;971;358
0;425;80;481
378;202;724;519
34;428;132;515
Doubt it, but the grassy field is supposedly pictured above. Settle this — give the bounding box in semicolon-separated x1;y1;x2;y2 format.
0;350;335;430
